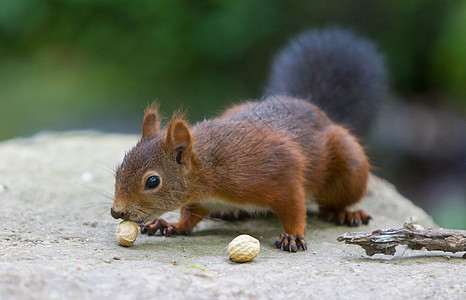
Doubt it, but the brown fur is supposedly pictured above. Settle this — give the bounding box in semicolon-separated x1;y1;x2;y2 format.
111;96;371;252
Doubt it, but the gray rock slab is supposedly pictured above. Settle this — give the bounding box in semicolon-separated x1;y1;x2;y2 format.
0;132;464;299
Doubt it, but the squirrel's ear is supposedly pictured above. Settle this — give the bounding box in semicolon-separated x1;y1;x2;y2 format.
164;116;192;164
142;103;161;139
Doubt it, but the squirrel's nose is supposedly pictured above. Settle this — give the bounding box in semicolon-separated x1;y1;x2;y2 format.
110;207;125;219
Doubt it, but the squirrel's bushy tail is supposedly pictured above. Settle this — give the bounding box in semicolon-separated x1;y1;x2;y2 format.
266;28;387;137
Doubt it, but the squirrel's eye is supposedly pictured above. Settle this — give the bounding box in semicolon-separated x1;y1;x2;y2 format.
145;175;161;190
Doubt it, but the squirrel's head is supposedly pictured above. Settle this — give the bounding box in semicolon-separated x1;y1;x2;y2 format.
111;104;198;223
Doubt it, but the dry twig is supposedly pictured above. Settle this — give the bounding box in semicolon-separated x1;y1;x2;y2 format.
337;219;466;256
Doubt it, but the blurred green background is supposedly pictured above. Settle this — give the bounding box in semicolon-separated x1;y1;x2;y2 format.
0;0;465;228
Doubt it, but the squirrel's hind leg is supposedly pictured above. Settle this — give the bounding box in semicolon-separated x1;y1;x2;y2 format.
314;126;372;227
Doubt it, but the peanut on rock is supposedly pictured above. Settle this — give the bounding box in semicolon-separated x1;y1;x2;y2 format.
116;221;138;247
227;234;260;262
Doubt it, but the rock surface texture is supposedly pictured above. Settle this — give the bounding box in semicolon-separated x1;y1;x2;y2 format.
0;132;464;299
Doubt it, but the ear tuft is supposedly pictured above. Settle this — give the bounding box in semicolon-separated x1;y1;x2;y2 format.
164;112;192;163
142;102;161;139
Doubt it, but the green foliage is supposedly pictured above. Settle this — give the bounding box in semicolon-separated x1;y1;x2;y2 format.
0;0;464;140
431;1;466;106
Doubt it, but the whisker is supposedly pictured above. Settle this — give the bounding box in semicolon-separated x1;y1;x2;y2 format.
74;202;112;208
90;207;111;221
94;160;117;176
180;204;226;222
74;181;114;201
135;207;149;215
139;204;172;213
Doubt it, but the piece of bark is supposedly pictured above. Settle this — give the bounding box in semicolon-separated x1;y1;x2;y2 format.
337;219;466;256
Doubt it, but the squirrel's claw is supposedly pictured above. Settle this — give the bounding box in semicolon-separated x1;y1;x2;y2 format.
274;233;307;252
140;218;169;236
297;235;307;251
162;225;179;237
140;219;189;237
321;209;372;227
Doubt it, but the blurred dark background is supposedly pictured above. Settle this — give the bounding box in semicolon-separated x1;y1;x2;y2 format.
0;0;464;228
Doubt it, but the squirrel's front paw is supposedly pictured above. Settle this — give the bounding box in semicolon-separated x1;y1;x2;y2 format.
274;233;307;252
140;219;188;237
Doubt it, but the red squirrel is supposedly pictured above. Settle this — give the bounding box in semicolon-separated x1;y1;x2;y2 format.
111;28;387;252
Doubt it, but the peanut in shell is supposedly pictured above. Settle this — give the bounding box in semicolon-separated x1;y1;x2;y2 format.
115;220;138;247
227;234;260;262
